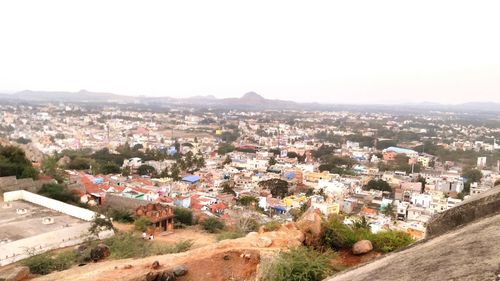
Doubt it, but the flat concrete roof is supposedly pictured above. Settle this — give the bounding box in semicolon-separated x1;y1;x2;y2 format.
0;200;86;243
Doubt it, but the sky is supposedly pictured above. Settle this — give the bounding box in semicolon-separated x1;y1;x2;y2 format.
0;0;499;104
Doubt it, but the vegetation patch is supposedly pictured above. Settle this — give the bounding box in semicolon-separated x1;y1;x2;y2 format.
263;247;335;281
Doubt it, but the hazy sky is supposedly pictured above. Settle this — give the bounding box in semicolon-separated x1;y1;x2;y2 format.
1;0;499;104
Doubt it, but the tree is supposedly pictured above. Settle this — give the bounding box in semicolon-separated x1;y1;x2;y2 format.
462;168;483;194
67;157;91;170
99;162;121;174
381;204;396;219
218;143;235;155
174;207;194;225
137;164;156;176
41;156;58;176
238;195;258;206
222;155;232;165
38;183;79;204
134;217;152;232
88;214;115;237
364;179;392;192
353;216;371;230
268;156;277;166
0;144;38;179
221;182;236;196
170;163;181;181
202;217;224;233
160;166;169;178
133;143;144;151
259;179;289;198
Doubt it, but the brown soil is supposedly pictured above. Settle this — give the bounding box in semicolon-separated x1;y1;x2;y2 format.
155;226;217;249
331;250;381;269
176;250;260;281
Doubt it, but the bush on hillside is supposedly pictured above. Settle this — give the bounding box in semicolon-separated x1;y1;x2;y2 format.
0;144;38;179
134;217;152;232
22;254;54;275
22;251;78;275
174;207;194;225
108;208;134;223
262;247;334;281
105;231;193;259
216;230;245;241
202;217;225;233
371;230;414;253
38;183;80;204
321;216;414;252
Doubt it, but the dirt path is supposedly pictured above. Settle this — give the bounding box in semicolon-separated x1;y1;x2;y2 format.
154;226;217;248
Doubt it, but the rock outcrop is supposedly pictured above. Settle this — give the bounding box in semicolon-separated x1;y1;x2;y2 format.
326;185;500;281
90;244;110;262
295;208;324;246
0;266;30;281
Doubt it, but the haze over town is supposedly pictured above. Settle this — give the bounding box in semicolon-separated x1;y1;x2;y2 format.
1;0;500;104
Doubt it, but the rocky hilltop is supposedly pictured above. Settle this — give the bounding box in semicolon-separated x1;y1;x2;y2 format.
33;211;323;281
326;184;500;281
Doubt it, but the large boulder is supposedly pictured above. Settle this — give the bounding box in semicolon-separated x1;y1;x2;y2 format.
90;243;110;262
295;207;324;246
352;240;373;255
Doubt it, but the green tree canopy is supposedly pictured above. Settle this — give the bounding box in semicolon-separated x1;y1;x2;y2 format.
259;179;289;198
364;179;392;192
0;144;37;179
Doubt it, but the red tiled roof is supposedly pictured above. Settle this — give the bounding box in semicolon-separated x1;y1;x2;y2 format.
209;202;227;211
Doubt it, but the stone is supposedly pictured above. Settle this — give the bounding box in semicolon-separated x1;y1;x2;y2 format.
90;243;110;262
145;270;176;281
0;266;29;281
352;240;373;255
151;260;161;270
223;255;231;260
255;237;273;247
172;265;188;277
123;264;133;269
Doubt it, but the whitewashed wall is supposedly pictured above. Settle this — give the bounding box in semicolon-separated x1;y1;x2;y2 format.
4;190;96;221
1;190;114;266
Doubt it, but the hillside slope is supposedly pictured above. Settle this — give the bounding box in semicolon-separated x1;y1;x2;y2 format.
326;185;500;281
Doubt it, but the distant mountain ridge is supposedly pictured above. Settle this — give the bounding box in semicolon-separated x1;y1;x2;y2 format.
1;89;499;112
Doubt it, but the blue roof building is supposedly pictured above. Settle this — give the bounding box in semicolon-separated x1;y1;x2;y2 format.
182;175;201;184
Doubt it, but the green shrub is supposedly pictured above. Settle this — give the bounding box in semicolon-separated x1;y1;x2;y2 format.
217;231;245;241
174;207;194;225
202;217;225;233
321;216;414;253
106;231;149;259
52;251;77;271
152;240;194;255
371;230;414;253
105;232;193;259
321;217;360;249
38;183;79;204
134;217;152;232
263;247;334;281
109;208;134;223
264;221;281;231
22;253;54;275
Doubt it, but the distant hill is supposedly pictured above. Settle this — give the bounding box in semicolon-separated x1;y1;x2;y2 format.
0;89;139;103
1;89;500;112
